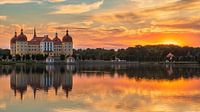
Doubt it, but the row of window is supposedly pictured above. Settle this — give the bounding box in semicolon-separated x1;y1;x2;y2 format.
13;48;72;51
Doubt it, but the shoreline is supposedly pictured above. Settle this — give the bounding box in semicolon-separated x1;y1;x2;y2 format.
0;60;199;65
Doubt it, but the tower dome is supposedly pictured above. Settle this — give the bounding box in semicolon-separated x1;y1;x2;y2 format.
62;30;72;42
53;32;62;45
16;29;27;41
11;31;17;44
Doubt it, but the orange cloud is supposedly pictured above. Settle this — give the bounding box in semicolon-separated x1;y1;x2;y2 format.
0;0;41;4
0;16;7;21
50;0;104;14
48;0;65;3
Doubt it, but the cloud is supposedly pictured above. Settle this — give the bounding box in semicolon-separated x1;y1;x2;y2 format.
48;0;65;3
0;103;6;110
50;0;104;14
93;12;141;24
130;0;180;8
53;108;88;112
0;16;7;21
145;0;200;12
153;19;200;31
0;0;42;4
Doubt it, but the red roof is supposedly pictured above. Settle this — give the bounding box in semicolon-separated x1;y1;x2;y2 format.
11;32;17;44
16;29;27;41
62;30;72;42
28;37;45;45
53;33;62;45
41;35;52;42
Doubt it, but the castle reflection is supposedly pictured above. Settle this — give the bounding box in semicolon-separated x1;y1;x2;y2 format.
10;65;74;100
0;64;199;100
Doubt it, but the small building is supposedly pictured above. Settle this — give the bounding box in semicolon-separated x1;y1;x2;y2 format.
66;57;75;64
166;52;175;62
46;56;55;63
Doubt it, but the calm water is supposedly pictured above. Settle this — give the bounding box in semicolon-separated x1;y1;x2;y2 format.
0;64;200;112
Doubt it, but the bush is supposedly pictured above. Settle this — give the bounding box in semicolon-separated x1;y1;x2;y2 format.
60;54;65;60
16;54;21;61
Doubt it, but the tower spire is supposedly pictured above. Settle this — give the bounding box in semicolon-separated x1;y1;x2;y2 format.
21;29;23;34
14;31;17;37
66;30;68;35
55;32;58;37
33;27;36;37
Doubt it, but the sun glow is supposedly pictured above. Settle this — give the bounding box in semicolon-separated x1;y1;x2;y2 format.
161;39;182;46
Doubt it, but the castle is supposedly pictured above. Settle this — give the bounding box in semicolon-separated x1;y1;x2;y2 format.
10;28;73;58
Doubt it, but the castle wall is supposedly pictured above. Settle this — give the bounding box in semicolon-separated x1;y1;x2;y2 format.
16;41;28;56
62;42;73;56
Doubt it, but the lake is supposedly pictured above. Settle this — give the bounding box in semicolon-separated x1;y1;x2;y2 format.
0;64;200;112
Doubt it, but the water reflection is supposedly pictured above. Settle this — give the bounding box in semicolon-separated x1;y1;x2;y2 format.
9;65;74;100
0;64;200;112
0;64;199;100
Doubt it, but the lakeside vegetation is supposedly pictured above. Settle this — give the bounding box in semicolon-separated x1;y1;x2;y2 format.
0;45;200;63
74;45;200;63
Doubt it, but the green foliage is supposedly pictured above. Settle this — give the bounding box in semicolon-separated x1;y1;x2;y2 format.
1;45;200;62
2;55;7;60
31;55;36;60
25;54;30;60
15;54;21;61
74;48;116;60
74;45;200;62
0;49;10;56
60;54;65;60
35;54;46;60
8;55;12;60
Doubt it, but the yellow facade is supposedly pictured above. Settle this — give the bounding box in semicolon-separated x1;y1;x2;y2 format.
54;45;62;56
10;29;73;57
15;41;28;56
62;42;73;56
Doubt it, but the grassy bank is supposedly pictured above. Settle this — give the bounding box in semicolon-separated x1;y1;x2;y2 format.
0;61;39;65
0;60;199;66
0;61;16;65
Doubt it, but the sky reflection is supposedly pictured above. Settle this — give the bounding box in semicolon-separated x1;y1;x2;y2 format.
0;64;200;112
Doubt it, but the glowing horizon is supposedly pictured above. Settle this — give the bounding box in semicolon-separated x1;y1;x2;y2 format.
0;0;200;49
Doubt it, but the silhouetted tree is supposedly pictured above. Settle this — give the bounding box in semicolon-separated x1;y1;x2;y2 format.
16;54;21;61
60;54;65;60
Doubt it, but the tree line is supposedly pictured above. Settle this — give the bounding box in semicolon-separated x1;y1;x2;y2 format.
0;45;200;62
74;45;200;62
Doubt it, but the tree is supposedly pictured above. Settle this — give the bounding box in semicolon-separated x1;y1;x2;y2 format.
60;54;65;60
35;54;45;60
25;54;30;60
16;55;21;61
22;55;26;61
44;54;48;59
31;55;36;60
8;55;12;60
2;55;7;60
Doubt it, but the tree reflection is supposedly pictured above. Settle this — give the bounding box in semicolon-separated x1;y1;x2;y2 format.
0;64;199;100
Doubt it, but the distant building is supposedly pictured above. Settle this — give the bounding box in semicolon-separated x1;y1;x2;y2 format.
166;52;175;62
10;28;73;57
66;56;75;64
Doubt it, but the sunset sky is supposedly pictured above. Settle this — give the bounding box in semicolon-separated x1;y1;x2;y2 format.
0;0;199;49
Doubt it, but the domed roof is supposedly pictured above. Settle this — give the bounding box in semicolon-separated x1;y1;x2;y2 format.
62;30;72;42
53;33;62;45
11;32;17;44
41;35;52;42
16;29;27;41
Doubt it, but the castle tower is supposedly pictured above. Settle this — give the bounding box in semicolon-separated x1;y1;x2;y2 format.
10;31;17;56
53;32;62;57
62;30;73;56
15;29;28;56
